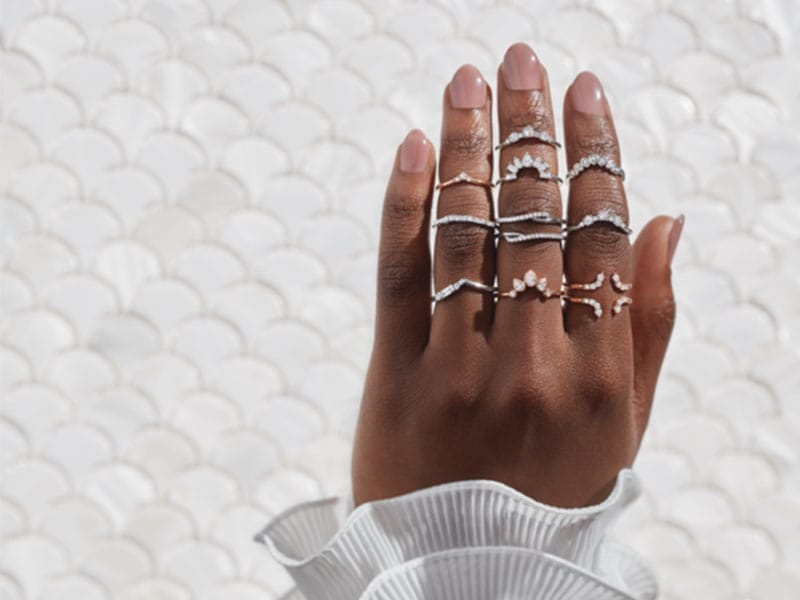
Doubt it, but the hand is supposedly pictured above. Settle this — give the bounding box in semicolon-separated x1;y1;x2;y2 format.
351;43;683;508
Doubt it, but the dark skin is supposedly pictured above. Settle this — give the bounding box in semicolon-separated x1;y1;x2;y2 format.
351;44;680;508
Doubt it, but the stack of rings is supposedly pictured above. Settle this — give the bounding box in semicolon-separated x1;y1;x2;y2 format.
430;125;632;318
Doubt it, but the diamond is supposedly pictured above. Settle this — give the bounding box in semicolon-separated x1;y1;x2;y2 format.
513;278;526;292
523;270;537;286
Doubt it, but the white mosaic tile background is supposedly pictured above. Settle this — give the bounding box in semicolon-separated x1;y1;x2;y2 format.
1;0;799;598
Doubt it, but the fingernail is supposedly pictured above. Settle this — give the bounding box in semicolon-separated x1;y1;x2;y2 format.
501;43;543;91
449;64;487;109
667;214;685;264
399;129;430;173
570;71;606;115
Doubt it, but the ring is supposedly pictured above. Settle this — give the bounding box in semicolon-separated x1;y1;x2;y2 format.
495;126;561;150
432;214;497;229
497;269;561;299
497;231;564;244
495;152;562;185
431;278;495;302
612;296;633;315
436;171;493;190
562;295;604;318
565;209;632;235
565;153;625;182
564;272;604;291
495;210;565;227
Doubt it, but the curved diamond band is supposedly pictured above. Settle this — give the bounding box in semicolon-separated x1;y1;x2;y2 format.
565;209;632;235
496;126;561;150
436;171;493;190
431;278;495;303
497;269;561;299
565;154;625;181
495;152;562;185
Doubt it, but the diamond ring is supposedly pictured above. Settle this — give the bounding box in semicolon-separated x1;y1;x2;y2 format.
496;126;561;150
436;171;493;190
565;153;625;182
565;209;632;235
495;152;562;185
431;278;496;302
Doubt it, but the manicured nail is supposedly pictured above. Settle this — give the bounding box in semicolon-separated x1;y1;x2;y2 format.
570;71;606;115
399;129;430;173
501;43;543;91
667;214;685;264
449;64;487;109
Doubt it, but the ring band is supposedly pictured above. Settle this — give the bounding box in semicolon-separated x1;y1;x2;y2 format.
495;152;562;185
497;269;561;299
563;295;604;318
436;171;493;190
496;126;561;150
432;214;497;229
498;231;564;244
565;154;625;182
565;209;632;235
431;278;495;302
495;210;565;226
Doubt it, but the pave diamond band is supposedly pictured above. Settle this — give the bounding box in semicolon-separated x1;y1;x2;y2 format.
495;152;562;185
565;153;625;181
565;209;632;235
496;126;561;150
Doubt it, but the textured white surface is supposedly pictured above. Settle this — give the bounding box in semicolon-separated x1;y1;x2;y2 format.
1;1;799;599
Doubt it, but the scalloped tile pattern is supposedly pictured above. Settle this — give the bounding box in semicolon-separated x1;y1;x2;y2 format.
1;1;799;599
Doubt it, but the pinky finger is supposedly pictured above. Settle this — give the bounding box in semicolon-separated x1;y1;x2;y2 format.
374;129;436;357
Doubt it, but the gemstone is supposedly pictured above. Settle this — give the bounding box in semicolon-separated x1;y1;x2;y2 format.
523;270;537;286
508;290;517;298
513;278;526;291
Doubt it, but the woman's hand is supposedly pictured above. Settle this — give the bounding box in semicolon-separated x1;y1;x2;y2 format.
351;44;683;509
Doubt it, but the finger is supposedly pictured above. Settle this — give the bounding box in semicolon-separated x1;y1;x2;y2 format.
430;64;494;344
375;129;436;357
563;71;633;357
492;43;564;346
630;214;682;438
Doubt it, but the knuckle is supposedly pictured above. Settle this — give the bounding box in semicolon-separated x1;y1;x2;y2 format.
377;253;427;302
505;102;551;132
383;188;427;223
650;295;677;340
577;364;630;415
501;184;561;217
441;128;491;161
436;223;489;266
574;224;629;261
573;127;617;157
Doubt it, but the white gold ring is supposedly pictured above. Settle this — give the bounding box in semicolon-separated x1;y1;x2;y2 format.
432;214;497;229
497;231;564;244
565;208;632;235
495;126;561;150
495;210;565;226
565;153;625;182
431;278;495;302
495;152;562;185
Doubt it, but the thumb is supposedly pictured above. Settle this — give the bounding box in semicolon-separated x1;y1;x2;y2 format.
629;214;684;438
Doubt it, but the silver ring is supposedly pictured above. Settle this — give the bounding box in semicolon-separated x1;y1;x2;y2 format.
497;231;564;244
495;152;563;185
565;209;632;235
495;210;565;226
431;278;495;302
432;214;497;229
565;154;625;182
495;126;561;150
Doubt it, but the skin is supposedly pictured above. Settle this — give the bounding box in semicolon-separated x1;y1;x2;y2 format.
351;44;680;509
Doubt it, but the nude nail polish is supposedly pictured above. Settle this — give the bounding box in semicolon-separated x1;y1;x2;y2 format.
667;214;685;264
449;64;487;109
570;71;606;115
501;43;543;91
399;129;430;173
